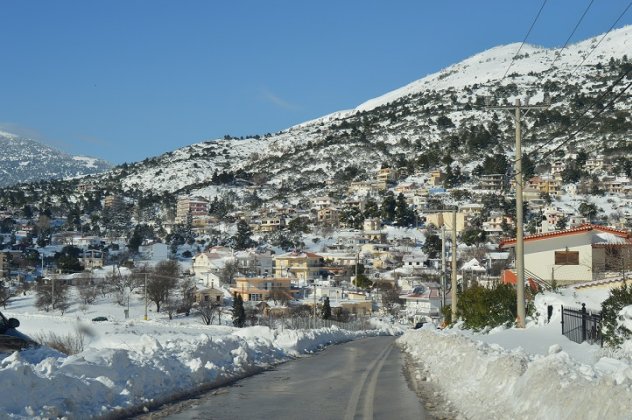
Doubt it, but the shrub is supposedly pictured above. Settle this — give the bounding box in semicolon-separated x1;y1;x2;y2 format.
457;284;517;330
35;329;86;355
601;283;632;347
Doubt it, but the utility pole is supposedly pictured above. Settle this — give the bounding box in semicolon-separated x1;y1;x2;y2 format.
144;273;148;321
441;224;446;308
450;209;458;322
488;97;548;328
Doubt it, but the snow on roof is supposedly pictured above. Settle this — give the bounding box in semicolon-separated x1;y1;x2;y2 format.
500;224;630;248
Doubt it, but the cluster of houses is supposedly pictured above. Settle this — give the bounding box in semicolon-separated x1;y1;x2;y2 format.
1;156;631;324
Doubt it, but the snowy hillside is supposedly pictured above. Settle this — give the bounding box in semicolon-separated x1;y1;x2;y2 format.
0;131;112;187
12;26;632;206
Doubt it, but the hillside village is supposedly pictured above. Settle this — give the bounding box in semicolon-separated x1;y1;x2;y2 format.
0;155;630;325
1;26;631;327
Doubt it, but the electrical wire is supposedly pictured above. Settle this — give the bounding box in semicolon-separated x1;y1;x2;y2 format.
570;0;632;75
538;76;632;162
502;0;549;81
530;65;632;156
548;0;595;70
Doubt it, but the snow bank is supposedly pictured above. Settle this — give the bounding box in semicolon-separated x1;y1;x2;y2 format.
0;325;392;418
399;328;632;420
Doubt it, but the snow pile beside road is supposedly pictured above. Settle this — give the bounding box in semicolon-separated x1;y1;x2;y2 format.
399;328;632;420
0;325;390;418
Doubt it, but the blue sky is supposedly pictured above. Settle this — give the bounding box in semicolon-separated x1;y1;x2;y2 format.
1;1;631;164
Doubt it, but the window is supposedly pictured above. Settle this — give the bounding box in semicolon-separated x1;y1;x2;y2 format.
555;251;579;265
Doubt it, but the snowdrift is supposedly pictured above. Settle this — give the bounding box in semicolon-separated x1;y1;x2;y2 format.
0;325;392;418
399;328;632;420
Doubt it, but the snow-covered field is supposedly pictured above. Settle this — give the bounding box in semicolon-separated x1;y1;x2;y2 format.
0;293;398;419
398;287;632;420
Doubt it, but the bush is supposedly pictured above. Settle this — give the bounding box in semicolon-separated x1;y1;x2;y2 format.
601;283;632;347
457;284;517;330
35;329;86;355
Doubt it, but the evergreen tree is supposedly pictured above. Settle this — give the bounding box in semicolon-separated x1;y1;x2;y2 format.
395;193;414;227
422;234;442;259
233;219;254;250
556;216;568;231
232;293;246;327
380;191;396;224
363;197;380;219
339;206;364;229
322;296;331;320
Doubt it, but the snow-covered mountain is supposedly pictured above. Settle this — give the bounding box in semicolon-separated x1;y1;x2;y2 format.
5;26;632;206
0;131;112;187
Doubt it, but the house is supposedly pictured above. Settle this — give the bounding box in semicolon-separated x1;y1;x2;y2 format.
500;224;632;286
402;252;427;268
195;287;224;305
483;214;513;235
230;276;298;302
233;249;274;277
258;215;285;232
479;174;506;191
175;196;209;225
192;249;235;283
273;251;324;283
428;170;445;187
424;211;466;232
318;207;339;225
362;217;387;243
400;282;446;322
80;250;104;270
377;167;397;184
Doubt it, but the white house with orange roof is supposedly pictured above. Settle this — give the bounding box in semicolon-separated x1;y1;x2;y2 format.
500;224;632;286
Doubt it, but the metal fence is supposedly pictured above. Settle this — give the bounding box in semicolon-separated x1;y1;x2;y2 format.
561;303;602;346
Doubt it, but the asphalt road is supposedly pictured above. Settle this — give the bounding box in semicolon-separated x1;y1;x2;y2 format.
150;335;431;420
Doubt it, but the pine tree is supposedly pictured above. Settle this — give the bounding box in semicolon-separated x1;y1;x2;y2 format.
232;293;246;327
233;219;254;250
322;296;332;320
395;193;414;227
381;192;396;224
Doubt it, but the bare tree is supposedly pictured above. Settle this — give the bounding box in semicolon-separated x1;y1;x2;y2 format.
179;278;196;316
196;300;221;325
0;282;15;309
269;288;290;306
146;260;180;313
35;279;70;313
77;283;98;305
219;260;239;285
375;282;403;315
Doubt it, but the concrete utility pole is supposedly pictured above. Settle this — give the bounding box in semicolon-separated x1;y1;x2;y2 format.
488;97;548;328
144;273;148;321
450;209;458;322
441;224;446;308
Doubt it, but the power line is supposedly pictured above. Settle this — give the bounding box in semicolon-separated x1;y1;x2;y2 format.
531;65;632;158
548;0;595;70
570;0;632;75
502;0;549;81
538;76;632;162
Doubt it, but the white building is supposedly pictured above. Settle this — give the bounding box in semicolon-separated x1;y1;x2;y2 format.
500;224;632;286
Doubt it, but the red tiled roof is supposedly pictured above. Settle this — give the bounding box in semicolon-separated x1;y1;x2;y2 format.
499;224;630;249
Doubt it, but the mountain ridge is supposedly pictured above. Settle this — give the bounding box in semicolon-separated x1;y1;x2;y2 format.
0;131;112;187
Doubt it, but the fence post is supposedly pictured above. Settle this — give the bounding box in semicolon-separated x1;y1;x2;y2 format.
561;305;564;335
581;303;587;343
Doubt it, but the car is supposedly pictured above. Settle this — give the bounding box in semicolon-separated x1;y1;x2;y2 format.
0;312;38;353
91;316;108;322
